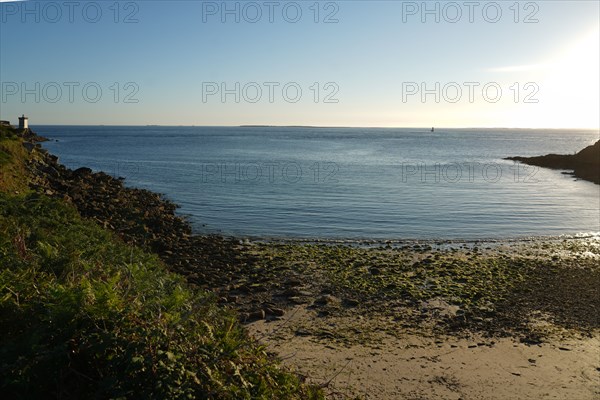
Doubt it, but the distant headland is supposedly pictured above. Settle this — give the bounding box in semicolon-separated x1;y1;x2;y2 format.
506;140;600;184
239;125;350;128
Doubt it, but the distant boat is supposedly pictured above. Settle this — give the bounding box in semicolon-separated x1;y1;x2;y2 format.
431;127;434;132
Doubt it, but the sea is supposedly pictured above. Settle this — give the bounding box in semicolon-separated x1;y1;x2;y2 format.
35;126;600;241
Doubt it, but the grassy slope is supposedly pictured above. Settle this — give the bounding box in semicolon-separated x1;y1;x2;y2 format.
0;127;322;399
0;126;31;194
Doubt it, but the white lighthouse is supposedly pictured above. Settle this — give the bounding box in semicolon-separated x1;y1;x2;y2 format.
18;114;28;130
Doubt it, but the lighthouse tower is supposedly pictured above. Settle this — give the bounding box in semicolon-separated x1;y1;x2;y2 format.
18;114;28;130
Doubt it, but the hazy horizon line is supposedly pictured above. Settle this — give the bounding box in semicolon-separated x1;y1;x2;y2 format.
21;124;600;131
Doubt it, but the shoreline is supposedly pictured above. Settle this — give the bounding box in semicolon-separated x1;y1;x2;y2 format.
12;128;600;398
1;126;325;397
37;125;600;241
27;127;600;331
34;130;600;250
505;140;600;185
242;233;600;249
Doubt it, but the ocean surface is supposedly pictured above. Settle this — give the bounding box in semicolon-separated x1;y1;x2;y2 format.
36;126;599;240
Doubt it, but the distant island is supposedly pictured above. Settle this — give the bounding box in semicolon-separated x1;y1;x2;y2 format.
506;140;600;184
239;125;353;129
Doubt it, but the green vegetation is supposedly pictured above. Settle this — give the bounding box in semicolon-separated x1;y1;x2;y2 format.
0;127;31;193
0;124;17;140
0;130;322;399
0;194;321;399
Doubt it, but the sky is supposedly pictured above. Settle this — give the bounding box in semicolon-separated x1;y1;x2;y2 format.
0;0;599;128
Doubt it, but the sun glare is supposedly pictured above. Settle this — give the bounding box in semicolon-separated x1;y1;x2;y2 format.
542;28;600;128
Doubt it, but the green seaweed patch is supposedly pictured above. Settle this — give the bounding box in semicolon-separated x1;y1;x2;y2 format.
248;241;599;340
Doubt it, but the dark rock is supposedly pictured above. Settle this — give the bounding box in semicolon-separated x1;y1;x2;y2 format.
314;295;340;306
282;287;302;297
73;167;93;177
505;140;600;184
520;336;542;345
343;298;360;307
42;166;60;178
284;277;303;287
22;142;36;152
265;307;285;317
295;329;311;337
247;309;266;321
227;295;239;304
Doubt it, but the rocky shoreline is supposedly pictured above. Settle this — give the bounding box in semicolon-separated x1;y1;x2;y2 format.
3;128;326;399
25;137;252;295
14;128;600;398
19;129;600;341
505;140;600;184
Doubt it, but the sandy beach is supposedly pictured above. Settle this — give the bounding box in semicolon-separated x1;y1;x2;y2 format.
240;238;600;399
249;306;599;399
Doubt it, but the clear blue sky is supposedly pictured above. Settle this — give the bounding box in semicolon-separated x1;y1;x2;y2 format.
1;0;598;127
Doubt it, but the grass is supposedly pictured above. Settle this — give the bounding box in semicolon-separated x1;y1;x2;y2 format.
0;127;31;194
0;193;322;399
0;127;323;399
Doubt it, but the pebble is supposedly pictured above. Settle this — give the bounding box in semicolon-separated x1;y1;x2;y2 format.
247;310;266;321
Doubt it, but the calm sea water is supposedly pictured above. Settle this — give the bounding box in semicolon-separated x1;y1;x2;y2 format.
36;126;599;240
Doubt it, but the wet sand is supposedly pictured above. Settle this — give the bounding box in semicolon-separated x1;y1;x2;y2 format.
243;238;600;399
249;306;600;399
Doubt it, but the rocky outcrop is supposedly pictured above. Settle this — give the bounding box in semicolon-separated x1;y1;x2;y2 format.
505;140;600;184
22;127;338;323
18;128;48;143
26;136;256;297
19;129;322;323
